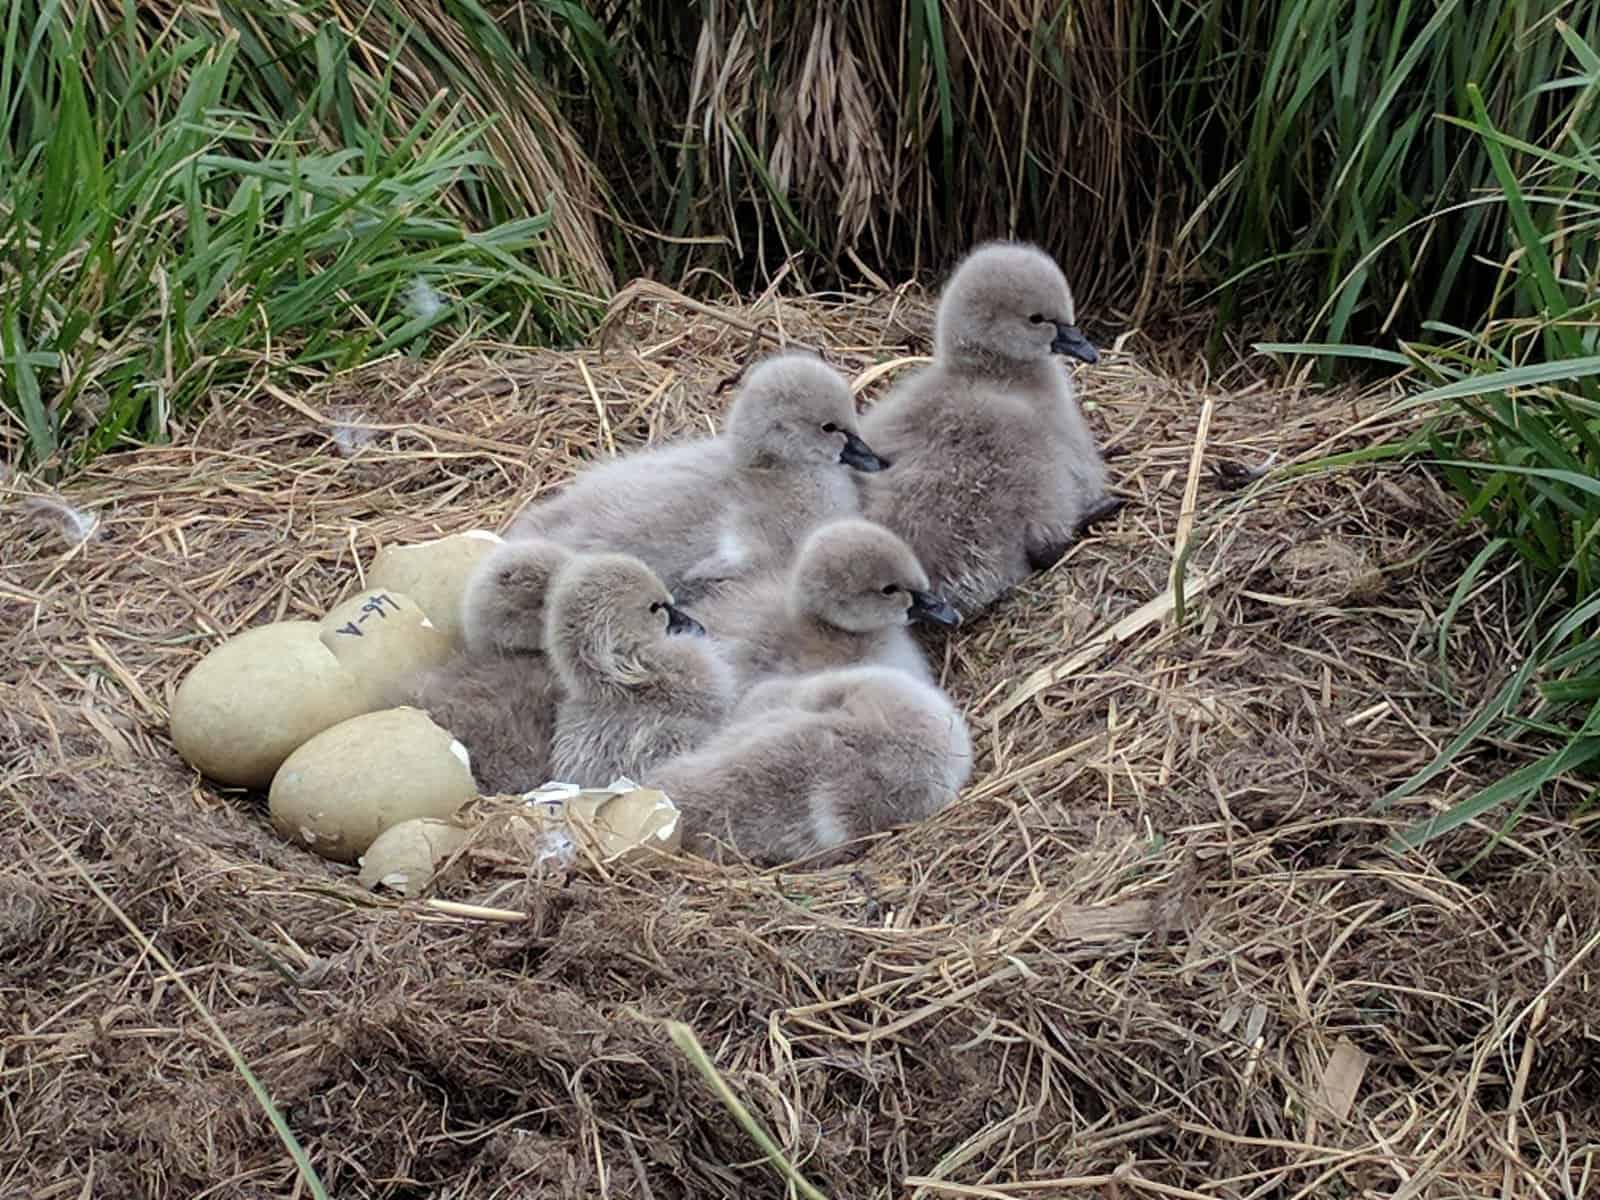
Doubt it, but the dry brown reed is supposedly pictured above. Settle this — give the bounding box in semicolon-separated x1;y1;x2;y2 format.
96;0;615;303
666;0;1160;304
2;290;1596;1198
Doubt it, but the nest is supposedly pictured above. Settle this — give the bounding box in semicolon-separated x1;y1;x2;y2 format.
3;288;1597;1198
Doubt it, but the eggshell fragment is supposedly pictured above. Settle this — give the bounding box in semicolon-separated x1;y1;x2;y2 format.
365;531;503;647
268;707;479;864
585;787;682;860
170;622;368;789
520;780;682;865
319;587;451;708
357;817;472;897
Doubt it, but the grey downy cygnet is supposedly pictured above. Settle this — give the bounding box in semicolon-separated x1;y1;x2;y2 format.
859;240;1122;620
545;552;734;787
506;352;886;598
693;516;959;693
646;665;973;867
679;352;889;591
408;539;572;795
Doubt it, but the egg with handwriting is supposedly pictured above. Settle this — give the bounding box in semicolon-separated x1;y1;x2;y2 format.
364;530;502;647
170;622;367;789
268;707;478;864
319;587;450;708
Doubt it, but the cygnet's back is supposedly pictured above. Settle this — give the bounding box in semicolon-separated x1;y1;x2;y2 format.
693;517;958;693
409;539;571;794
646;666;973;866
507;352;885;598
545;552;733;786
860;241;1117;619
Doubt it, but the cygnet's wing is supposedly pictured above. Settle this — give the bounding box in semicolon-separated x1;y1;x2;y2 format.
682;460;863;594
679;511;756;591
823;684;972;830
510;439;736;586
648;709;846;866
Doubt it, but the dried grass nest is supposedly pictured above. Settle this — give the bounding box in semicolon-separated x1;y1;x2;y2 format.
3;286;1597;1199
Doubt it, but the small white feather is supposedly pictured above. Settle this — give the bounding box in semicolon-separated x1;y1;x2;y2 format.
22;496;99;547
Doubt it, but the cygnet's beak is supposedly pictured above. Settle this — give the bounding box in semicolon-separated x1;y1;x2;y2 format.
1050;323;1100;364
1076;494;1127;535
907;589;961;628
838;431;890;473
664;604;706;636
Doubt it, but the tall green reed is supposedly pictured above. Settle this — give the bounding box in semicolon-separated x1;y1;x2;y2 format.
1261;18;1600;848
1;0;594;467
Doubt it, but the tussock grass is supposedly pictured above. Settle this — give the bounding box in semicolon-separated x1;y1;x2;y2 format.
13;0;1598;470
513;0;1599;342
1;0;600;468
1265;19;1600;845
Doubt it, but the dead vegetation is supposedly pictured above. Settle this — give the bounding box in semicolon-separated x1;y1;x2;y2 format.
3;290;1597;1198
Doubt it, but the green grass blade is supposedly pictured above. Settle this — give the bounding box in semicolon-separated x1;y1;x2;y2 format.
1389;734;1600;851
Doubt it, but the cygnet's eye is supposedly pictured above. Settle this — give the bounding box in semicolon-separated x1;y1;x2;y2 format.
1028;313;1047;325
649;600;666;614
821;422;840;434
881;584;899;596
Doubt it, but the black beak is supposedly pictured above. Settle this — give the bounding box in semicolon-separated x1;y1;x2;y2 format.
664;604;705;636
907;589;961;628
1050;323;1099;364
838;431;889;473
1076;494;1127;536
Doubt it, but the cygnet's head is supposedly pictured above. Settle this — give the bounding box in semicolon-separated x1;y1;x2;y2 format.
726;352;887;473
934;242;1099;369
545;552;706;690
787;519;960;633
461;538;574;656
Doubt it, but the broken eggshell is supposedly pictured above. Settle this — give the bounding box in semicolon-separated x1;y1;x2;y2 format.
356;816;473;897
364;530;503;648
318;587;451;708
268;707;478;864
170;621;369;790
520;778;682;865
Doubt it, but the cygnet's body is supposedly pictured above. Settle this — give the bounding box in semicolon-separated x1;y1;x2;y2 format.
693;517;958;693
409;539;571;794
646;666;973;866
411;657;558;795
545;552;734;787
859;241;1118;619
508;353;885;598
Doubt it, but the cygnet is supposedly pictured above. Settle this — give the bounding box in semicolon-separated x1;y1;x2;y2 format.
693;517;958;692
859;240;1122;619
545;552;734;787
460;537;574;655
507;352;886;597
646;665;973;866
409;539;573;794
